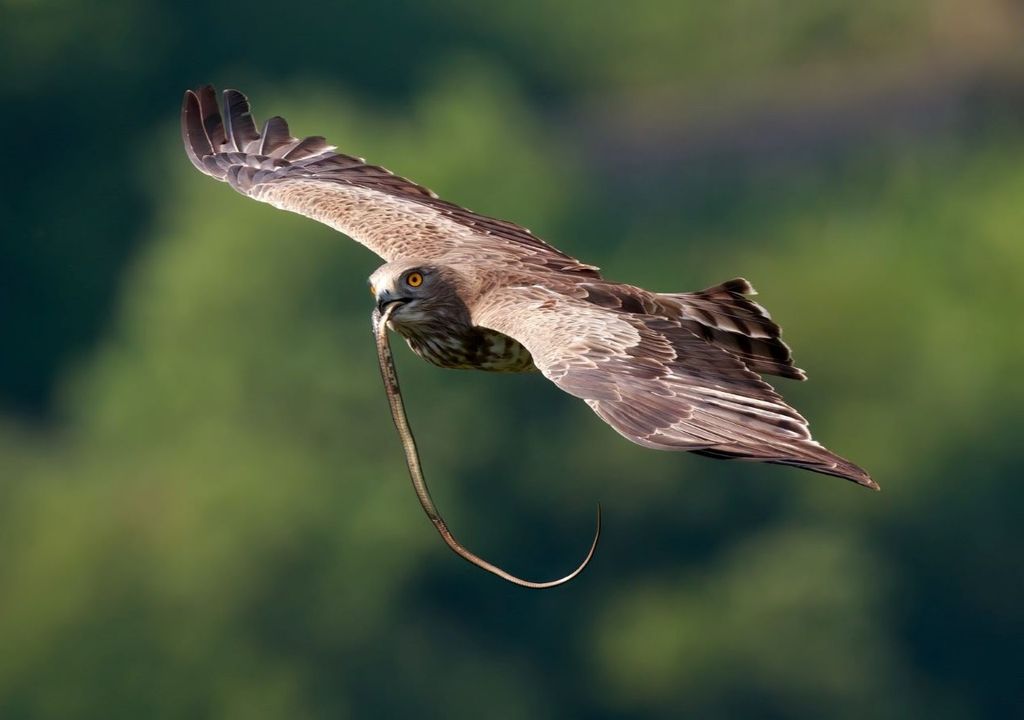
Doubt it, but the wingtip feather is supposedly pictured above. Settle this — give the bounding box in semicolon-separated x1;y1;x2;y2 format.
181;88;213;174
822;454;878;490
222;88;261;152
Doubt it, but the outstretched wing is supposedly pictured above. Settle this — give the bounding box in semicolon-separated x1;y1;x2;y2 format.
181;86;599;276
472;285;876;488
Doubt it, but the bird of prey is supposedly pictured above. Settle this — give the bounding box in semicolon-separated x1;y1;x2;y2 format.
181;86;876;574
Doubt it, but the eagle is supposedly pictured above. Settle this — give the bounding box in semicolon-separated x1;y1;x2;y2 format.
181;85;875;584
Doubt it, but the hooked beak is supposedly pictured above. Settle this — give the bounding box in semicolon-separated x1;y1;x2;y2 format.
376;289;409;314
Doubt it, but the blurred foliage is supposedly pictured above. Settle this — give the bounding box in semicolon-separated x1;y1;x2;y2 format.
1;1;1023;718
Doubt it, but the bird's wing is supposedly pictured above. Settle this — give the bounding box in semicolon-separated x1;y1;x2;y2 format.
472;285;875;488
181;86;600;276
654;278;806;380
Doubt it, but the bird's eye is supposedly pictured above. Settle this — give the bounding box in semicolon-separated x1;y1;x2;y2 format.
406;272;424;288
369;284;376;297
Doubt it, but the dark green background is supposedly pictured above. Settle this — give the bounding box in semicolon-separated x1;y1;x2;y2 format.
2;1;1022;717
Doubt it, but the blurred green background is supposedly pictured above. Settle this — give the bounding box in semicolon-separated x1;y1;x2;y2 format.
2;0;1023;717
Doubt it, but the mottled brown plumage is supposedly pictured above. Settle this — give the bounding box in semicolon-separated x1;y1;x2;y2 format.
182;86;876;490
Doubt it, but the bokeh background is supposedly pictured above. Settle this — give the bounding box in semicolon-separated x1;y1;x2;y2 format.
2;1;1023;717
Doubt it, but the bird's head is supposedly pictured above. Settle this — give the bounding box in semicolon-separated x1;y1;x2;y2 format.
369;261;469;328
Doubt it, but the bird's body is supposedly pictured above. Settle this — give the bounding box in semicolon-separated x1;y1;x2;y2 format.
182;86;877;490
406;325;537;372
397;312;536;372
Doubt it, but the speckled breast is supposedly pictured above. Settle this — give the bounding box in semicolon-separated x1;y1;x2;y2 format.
402;326;536;372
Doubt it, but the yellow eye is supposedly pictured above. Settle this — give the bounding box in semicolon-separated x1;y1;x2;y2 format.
406;272;424;288
369;284;376;297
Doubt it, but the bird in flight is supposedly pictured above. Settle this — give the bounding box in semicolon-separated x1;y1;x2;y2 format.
182;86;875;584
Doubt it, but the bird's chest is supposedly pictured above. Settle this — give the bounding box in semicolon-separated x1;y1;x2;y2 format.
400;324;536;372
